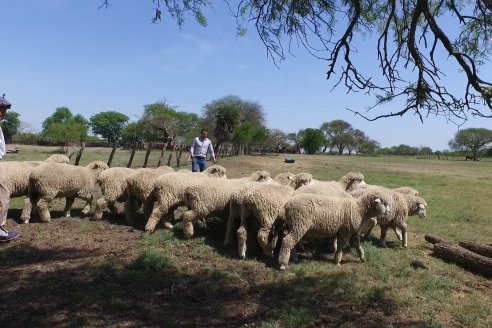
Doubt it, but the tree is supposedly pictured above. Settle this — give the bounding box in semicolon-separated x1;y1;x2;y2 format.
320;120;354;155
89;111;129;145
42;107;89;145
287;132;302;153
359;139;381;155
299;128;325;154
449;128;492;161
0;111;21;142
203;95;265;150
102;0;492;122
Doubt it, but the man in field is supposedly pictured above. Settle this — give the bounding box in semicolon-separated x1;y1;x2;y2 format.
0;95;20;242
190;129;217;172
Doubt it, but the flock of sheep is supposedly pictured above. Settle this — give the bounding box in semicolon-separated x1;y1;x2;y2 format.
1;155;428;270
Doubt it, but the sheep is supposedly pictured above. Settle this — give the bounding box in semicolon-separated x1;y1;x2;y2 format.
0;155;70;221
294;172;367;197
278;190;390;270
92;167;136;221
225;172;313;259
351;186;427;248
124;166;175;225
144;165;227;232
25;161;109;223
181;171;273;239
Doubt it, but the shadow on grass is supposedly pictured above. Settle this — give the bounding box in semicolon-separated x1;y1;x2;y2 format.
0;245;442;328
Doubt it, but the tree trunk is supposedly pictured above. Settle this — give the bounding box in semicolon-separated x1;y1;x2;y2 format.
433;242;492;277
127;142;137;168
107;142;118;167
424;234;447;245
143;142;153;168
176;146;183;167
74;143;85;166
459;241;492;258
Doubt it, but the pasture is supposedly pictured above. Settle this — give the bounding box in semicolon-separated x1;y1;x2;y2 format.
1;145;491;327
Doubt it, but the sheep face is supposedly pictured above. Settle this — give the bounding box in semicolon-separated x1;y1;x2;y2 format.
206;165;227;179
373;198;389;217
342;172;367;192
411;203;427;219
293;172;313;189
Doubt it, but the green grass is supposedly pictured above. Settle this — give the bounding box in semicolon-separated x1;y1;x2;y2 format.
5;147;492;327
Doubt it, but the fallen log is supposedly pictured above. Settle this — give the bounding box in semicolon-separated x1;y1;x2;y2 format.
433;242;492;277
424;234;447;245
459;241;492;259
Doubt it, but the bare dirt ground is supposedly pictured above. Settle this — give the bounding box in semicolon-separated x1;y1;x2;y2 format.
1;154;486;327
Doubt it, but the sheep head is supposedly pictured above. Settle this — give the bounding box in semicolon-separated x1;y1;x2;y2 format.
86;161;109;178
340;172;366;192
409;196;427;219
205;165;227;179
250;170;273;182
292;172;313;189
274;172;295;186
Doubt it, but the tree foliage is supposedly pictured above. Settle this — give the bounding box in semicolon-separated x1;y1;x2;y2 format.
449;127;492;160
41;107;89;145
299;128;325;154
89;111;129;144
0;111;21;143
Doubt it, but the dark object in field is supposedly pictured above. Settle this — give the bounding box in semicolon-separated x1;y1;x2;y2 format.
410;260;429;270
284;157;295;164
459;241;492;259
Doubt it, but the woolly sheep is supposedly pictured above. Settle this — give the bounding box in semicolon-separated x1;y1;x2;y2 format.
278;190;390;270
225;172;313;259
124;166;175;225
25;161;109;223
181;171;273;239
92;167;136;221
294;172;367;197
144;165;227;232
351;186;427;247
0;155;70;221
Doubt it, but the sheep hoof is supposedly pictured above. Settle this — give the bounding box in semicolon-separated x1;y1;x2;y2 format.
163;222;173;230
65;213;71;218
279;265;286;271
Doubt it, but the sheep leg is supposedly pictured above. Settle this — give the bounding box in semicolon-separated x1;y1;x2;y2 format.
124;195;140;225
399;223;408;248
394;227;403;241
237;224;247;259
63;197;75;218
182;210;198;239
20;197;32;224
36;197;53;223
351;234;366;262
145;205;166;232
278;229;306;270
224;204;240;246
257;227;274;257
143;198;155;219
379;225;389;248
81;196;92;216
334;233;350;265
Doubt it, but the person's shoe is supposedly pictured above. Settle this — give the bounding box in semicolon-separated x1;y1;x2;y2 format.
0;227;20;242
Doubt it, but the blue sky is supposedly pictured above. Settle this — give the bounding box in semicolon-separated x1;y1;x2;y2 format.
1;0;491;150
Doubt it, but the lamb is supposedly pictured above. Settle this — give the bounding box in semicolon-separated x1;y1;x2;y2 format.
25;161;109;223
278;190;390;270
92;167;136;221
225;172;313;259
124;166;175;225
181;171;273;239
144;165;227;232
351;186;427;247
294;172;367;197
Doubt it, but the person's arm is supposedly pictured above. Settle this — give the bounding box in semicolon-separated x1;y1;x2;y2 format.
208;140;216;162
190;138;196;157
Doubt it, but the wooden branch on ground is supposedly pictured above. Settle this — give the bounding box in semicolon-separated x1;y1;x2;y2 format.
433;242;492;277
458;241;492;259
424;234;447;245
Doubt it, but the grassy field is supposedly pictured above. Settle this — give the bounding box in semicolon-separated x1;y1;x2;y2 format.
1;145;491;327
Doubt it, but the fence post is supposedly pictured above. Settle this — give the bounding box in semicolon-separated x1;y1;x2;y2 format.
127;142;137;168
74;143;85;166
107;142;118;167
143;142;154;168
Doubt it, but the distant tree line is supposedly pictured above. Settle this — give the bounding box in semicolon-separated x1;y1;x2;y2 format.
2;96;492;160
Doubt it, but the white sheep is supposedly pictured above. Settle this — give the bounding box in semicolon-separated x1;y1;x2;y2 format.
181;171;273;239
351;186;427;248
144;165;227;232
278;190;390;270
25;161;109;223
294;172;367;197
226;172;313;259
124;166;175;225
92;167;136;221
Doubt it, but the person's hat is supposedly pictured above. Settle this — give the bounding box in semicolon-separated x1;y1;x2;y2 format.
0;95;12;109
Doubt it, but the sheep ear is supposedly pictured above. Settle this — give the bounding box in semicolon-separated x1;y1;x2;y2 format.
418;203;425;209
374;198;381;203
